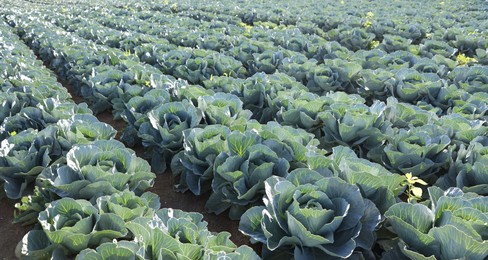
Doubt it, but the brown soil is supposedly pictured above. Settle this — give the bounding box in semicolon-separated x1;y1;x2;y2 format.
0;198;32;259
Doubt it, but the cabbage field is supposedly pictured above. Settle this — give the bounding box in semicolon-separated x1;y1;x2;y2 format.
1;0;487;258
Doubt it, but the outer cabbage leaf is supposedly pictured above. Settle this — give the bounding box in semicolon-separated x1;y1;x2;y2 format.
331;146;405;213
384;187;488;259
15;229;59;259
76;241;145;260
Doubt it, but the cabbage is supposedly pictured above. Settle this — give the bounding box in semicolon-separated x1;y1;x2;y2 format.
126;208;260;259
38;140;155;201
19;198;128;256
331;146;405;213
240;174;381;259
172;125;232;195
380;124;452;183
207;132;290;219
138;100;202;173
384;187;488;259
0;127;65;199
198;93;252;127
76;241;145;260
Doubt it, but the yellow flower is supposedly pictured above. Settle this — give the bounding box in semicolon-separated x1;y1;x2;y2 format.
457;53;478;66
363;20;373;29
404;173;427;203
369;40;380;49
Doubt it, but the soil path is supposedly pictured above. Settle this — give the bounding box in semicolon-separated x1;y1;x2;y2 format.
0;198;31;259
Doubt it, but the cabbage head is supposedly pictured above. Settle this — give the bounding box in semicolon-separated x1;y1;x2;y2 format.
19;198;128;257
138;100;202;173
0;126;66;199
38;140;155;202
198;93;252;127
171;125;232;195
240;173;381;259
206;131;290;219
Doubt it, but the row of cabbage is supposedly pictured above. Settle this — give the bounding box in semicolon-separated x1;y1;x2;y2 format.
3;1;486;257
82;1;488;70
140;0;488;57
17;0;488;63
4;7;488;260
59;0;488;62
22;0;488;124
0;19;105;200
0;18;257;259
6;4;488;187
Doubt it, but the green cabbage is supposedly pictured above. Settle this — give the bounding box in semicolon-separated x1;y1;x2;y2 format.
240;174;381;259
206;130;290;219
138;100;203;173
384;187;488;259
